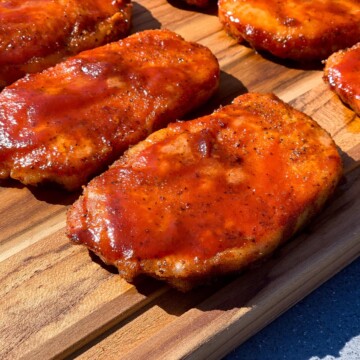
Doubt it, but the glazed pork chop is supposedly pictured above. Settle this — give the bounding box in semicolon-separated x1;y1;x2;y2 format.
0;29;220;190
324;42;360;116
67;93;342;291
0;0;132;87
218;0;360;61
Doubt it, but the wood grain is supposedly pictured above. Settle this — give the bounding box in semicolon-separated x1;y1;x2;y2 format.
0;1;359;359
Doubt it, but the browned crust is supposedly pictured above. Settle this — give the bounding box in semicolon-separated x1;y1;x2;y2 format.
218;0;360;61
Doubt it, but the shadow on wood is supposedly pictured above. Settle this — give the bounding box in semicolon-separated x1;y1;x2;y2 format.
181;70;248;120
131;2;162;33
167;0;218;15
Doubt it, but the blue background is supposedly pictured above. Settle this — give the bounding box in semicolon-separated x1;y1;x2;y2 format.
225;258;360;360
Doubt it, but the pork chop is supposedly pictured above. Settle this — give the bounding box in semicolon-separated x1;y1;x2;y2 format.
67;93;342;291
0;29;220;190
0;0;132;87
218;0;360;61
324;42;360;116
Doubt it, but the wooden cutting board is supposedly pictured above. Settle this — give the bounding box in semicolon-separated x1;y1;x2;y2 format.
1;1;360;359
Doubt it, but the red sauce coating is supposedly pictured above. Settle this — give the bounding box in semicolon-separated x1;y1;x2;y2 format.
218;0;360;60
0;0;132;86
324;42;360;116
0;29;220;189
67;93;342;289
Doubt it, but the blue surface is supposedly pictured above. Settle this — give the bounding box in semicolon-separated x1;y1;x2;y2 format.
225;257;360;360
